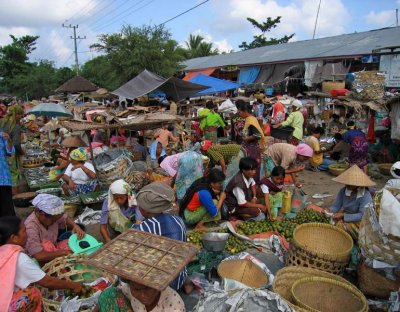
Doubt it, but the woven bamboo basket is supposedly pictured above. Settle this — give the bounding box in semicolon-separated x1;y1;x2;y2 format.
96;155;132;183
124;170;149;191
22;158;47;168
39;254;116;312
273;266;352;309
328;163;349;176
64;203;79;218
217;259;268;288
291;276;368;312
285;223;353;274
377;163;393;176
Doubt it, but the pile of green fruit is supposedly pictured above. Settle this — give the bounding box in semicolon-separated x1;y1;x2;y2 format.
286;209;330;224
237;220;297;240
187;230;249;254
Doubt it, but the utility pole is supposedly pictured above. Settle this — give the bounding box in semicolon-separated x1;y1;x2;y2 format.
396;9;399;27
312;0;322;39
62;24;86;75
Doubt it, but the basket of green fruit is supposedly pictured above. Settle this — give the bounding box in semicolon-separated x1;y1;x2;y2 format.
329;163;349;176
39;254;116;312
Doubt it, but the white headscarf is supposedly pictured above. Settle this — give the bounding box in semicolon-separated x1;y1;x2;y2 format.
108;179;137;211
32;194;64;215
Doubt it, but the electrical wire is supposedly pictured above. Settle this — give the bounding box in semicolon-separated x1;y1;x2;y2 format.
157;0;210;26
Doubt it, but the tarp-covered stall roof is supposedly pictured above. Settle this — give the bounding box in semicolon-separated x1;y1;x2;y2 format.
112;69;208;100
189;74;240;95
183;68;216;81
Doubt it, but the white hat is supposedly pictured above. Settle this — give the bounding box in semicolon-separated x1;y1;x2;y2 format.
391;162;400;179
32;194;65;215
291;99;302;109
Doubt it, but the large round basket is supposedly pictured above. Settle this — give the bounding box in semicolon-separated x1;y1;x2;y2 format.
291;276;368;312
95;153;132;184
13;192;37;207
328;163;349;176
39;254;116;312
217;259;268;288
22;158;47;168
377;163;393;176
285;223;353;274
273;267;352;306
124;170;149;191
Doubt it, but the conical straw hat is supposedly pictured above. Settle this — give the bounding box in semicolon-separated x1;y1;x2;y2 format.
332;165;376;187
62;135;88;148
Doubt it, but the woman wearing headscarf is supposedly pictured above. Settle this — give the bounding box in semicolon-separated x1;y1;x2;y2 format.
0;105;24;193
0;216;86;311
0;128;15;217
62;147;97;196
237;102;265;182
273;99;304;146
263;143;313;187
100;179;144;242
24;194;85;263
133;182;187;290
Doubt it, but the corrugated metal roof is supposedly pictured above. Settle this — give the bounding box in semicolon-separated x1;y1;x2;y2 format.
182;27;400;71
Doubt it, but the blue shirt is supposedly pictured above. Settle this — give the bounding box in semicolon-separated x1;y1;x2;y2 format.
0;131;15;186
198;189;218;217
343;129;365;144
331;187;372;222
132;214;187;290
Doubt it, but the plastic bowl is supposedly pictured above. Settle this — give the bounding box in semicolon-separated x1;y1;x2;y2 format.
202;232;229;252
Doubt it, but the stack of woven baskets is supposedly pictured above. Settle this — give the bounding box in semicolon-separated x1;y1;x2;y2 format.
94;149;133;185
273;266;368;312
285;223;353;274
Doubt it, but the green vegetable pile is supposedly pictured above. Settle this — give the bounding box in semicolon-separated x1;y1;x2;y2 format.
285;209;330;224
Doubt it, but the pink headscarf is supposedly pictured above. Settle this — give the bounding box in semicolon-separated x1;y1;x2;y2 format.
295;144;313;157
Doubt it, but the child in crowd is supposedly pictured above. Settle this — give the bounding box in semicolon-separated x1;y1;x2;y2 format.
259;166;285;220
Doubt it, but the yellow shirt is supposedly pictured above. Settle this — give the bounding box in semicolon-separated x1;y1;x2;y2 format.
304;136;323;166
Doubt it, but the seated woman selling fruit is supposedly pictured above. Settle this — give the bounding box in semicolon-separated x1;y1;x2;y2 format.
225;157;267;220
0;216;86;311
24;194;85;263
330;165;375;239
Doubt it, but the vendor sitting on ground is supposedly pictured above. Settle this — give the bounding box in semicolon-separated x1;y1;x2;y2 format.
263;143;313;186
133;182;187;291
259;166;285;220
304;126;334;171
62;147;97;196
100;179;144;243
24;194;85;263
180;168;226;225
201;140;242;175
0;216;86;311
330;132;350;161
225;157;267;221
385;162;400;189
330;164;375;239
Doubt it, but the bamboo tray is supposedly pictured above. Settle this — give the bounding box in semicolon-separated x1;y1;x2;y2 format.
87;229;199;291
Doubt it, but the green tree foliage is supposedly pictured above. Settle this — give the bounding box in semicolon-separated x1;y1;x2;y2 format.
0;35;76;99
239;16;294;50
183;34;219;59
89;25;186;89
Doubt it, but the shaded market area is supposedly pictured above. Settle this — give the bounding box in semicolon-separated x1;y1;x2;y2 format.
2;23;400;312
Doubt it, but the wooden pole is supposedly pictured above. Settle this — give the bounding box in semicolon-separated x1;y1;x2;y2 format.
85;131;98;173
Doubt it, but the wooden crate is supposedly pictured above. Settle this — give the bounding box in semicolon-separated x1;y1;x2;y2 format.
86;229;199;291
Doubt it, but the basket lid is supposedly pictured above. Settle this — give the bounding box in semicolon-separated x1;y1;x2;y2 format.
68;233;103;255
217;259;268;288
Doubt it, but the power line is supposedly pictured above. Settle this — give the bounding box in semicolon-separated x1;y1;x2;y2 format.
91;0;155;32
312;0;322;40
157;0;210;27
59;52;75;67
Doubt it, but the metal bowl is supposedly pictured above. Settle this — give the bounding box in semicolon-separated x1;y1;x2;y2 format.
202;232;229;252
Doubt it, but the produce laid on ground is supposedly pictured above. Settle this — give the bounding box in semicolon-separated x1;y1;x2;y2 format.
187;209;331;254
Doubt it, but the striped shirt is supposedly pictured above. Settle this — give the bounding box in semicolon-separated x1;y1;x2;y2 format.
132;214;187;290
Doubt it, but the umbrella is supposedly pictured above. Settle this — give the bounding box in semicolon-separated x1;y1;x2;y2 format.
28;102;73;118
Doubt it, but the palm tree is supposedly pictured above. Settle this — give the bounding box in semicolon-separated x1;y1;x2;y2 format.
184;34;218;59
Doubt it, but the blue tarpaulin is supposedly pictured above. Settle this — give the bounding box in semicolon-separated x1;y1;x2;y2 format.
189;74;240;95
238;66;261;84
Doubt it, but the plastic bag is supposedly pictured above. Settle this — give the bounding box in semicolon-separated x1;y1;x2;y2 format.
291;188;307;212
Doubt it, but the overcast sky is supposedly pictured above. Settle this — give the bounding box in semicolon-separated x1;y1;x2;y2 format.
1;0;399;67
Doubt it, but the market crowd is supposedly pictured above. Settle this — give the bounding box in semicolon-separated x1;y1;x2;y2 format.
0;94;399;311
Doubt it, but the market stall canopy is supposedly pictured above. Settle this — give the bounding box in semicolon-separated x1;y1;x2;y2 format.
312;62;349;83
55;76;98;93
183;68;216;81
189;74;240;96
112;69;208;101
254;62;305;86
28;102;73;118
